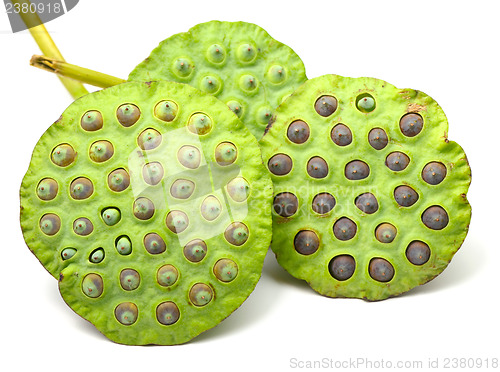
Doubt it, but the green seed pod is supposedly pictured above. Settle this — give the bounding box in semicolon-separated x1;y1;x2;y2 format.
260;74;471;301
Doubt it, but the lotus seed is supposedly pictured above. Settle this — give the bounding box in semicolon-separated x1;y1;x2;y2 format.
166;210;189;233
268;153;292;176
73;217;93;236
331;124;353;146
273;192;298;218
385;152;410;171
188;113;212;135
36;178;58;201
143;162;164;186
189;283;213;307
314;95;337;117
355;193;379;214
375;223;397;243
108;168;130;192
356;94;376;113
115;302;138;325
256;106;273;125
154;100;178;122
329;255;356;281
294;230;320;255
394;185;419;207
368;127;388;150
183;239;207;262
237;43;257;62
226;177;250;202
51;143;75;167
89;140;114;163
312;193;336;214
406;241;431;265
157;265;179;287
120;269;141;291
156;302;180;325
89;248;104;263
200;75;222;95
215;142;237;166
422;205;449;230
116;103;141;127
333;217;357;241
80;110;103;131
287;120;310;144
61;248;77;261
227;100;243;118
115;236;132;255
213;259;238;282
172;58;194;78
224;222;249;246
267;65;286;84
345;160;370;180
39;213;61;236
239;74;259;92
422;162;447;185
70;177;93;200
133;197;155;220
369;258;395;282
137;128;162;150
307;156;329;179
400;113;423;137
177;145;201;169
201;195;222;221
143;233;166;255
82;273;103;298
170;179;195;199
102;207;121;226
206;44;226;64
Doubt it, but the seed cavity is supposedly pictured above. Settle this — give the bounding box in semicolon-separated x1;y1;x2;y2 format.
61;247;77;261
172;58;194;78
201;195;222;221
80;110;103;131
143;162;164;186
355;193;379;214
120;269;140;291
200;75;222;94
214;259;238;282
170;179;195;199
385;152;410;171
39;214;61;238
89;140;114;163
267;65;286;84
307;156;329;179
137;128;162;150
422;162;447;185
369;258;395;282
37;178;58;201
133;197;155;220
157;265;179;287
224;222;249;246
89;248;104;263
226;177;250;202
115;236;132;255
51;143;75;167
237;43;257;62
166;210;189;234
156;302;180;326
188;113;212;135
312;193;336;214
406;241;431;265
368;128;388;150
356;94;376;113
82;273;103;298
116;104;141;127
115;302;138;325
294;230;320;255
314;95;338;117
154;100;178;122
375;223;397;243
215;142;237;166
422;205;449;230
400;113;423;137
73;217;93;236
207;44;226;64
268;153;292;176
394;185;419;207
287;120;310;144
189;283;213;307
333;217;357;241
177;145;201;169
143;233;166;255
345;160;370;180
329;255;356;281
108;168;130;192
273;192;298;218
183;239;207;262
102;207;121;226
331;124;353;146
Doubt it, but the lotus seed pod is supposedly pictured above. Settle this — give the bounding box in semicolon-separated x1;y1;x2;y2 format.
129;21;307;138
260;74;471;300
20;81;272;344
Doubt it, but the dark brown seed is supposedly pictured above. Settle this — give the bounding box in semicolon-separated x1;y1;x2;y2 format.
39;213;61;236
307;156;329;178
355;193;379;214
166;210;189;233
156;302;180;325
213;259;239;282
273;192;299;217
345;160;370;180
133;197;155;220
314;95;338;117
294;230;320;255
422;162;447;185
368;128;388;150
114;302;138;325
143;233;166;254
36;178;58;201
137;128;162;150
333;217;357;241
369;258;395;282
400;113;423;137
312;193;336;214
406;241;431;265
120;269;140;291
375;223;397;243
116;104;141;127
329;255;356;281
394;185;419;207
189;283;213;307
51;144;76;167
331;124;352;146
224;222;249;246
183;239;207;262
73;217;93;236
108;168;130;192
89;140;114;163
385;152;410;171
70;177;94;200
287;120;310;144
268;154;292;176
81;273;103;298
422;206;449;230
81;110;103;131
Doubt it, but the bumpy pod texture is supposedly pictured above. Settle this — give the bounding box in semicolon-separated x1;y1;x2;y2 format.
260;74;471;301
129;20;307;139
20;81;272;344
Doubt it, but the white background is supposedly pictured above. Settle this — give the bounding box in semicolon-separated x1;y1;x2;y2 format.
1;1;499;371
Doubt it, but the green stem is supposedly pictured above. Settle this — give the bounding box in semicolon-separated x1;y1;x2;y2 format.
11;0;89;99
31;55;126;88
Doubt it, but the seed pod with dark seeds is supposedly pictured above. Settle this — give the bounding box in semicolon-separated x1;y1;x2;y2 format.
260;74;471;301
